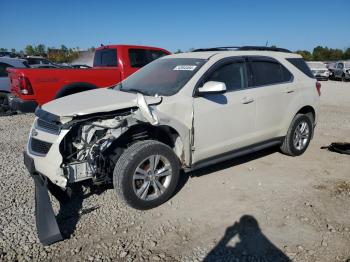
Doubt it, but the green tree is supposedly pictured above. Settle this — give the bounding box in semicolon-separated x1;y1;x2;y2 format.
342;48;350;60
35;44;46;55
328;48;343;60
295;50;313;61
11;48;16;53
0;48;8;52
25;45;35;55
312;46;329;60
174;49;182;54
60;45;68;52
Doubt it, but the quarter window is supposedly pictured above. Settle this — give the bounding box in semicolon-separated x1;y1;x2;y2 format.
205;62;247;91
0;63;13;77
251;60;292;86
286;58;314;78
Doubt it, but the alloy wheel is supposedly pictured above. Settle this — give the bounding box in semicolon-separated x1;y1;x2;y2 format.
293;121;310;150
132;155;172;201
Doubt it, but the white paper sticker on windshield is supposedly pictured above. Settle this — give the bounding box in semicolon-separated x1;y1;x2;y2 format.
173;65;197;71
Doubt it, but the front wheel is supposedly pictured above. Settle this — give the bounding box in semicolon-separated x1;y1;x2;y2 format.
280;114;313;156
113;140;180;210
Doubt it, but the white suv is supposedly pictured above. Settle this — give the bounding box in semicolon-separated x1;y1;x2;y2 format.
23;46;320;245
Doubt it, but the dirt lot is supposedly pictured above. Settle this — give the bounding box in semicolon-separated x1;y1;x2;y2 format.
0;81;349;262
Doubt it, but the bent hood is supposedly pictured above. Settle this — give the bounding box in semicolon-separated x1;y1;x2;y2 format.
42;88;162;117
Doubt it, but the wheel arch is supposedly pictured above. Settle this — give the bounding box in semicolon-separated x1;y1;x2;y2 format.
109;123;187;165
296;105;316;123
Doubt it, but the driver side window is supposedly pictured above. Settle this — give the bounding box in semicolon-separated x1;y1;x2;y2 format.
205;62;247;92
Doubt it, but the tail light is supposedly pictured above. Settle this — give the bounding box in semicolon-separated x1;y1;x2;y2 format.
316;81;321;96
18;76;34;95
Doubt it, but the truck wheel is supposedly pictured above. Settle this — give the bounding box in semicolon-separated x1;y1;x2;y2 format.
280;114;313;156
0;93;11;115
342;74;347;82
113;140;180;210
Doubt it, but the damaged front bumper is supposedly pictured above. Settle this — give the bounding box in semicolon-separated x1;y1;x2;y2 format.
24;151;64;245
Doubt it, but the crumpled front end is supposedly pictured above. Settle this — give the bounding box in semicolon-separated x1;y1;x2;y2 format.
23;93;167;245
27;118;69;188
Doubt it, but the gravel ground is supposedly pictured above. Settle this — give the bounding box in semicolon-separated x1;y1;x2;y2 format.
0;80;350;262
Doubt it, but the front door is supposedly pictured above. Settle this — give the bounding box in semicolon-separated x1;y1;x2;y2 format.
192;58;256;163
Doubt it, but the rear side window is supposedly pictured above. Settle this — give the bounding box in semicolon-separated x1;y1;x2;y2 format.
251;60;293;86
93;49;118;67
205;62;247;91
0;63;13;77
129;49;169;68
149;50;168;61
286;58;314;78
26;58;50;65
129;49;149;68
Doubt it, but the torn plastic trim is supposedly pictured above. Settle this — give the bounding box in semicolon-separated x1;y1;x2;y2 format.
33;173;63;246
136;93;160;125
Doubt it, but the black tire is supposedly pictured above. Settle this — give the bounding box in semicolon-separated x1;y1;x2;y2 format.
280;114;313;156
342;74;347;82
113;140;180;210
0;93;11;115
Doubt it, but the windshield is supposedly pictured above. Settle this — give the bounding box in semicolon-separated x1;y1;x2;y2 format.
115;58;206;96
307;62;326;69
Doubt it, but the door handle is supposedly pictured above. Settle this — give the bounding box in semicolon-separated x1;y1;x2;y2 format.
241;97;254;104
286;87;295;94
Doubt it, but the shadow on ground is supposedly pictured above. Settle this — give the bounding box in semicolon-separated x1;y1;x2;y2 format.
204;215;291;262
55;184;110;239
54;146;280;239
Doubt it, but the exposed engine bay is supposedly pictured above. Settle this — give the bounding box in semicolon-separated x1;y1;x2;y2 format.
60;113;130;185
57;93;182;186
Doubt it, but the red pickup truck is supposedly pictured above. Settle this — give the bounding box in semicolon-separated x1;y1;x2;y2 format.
8;45;170;112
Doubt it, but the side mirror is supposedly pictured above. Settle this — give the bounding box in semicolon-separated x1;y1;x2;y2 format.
198;81;226;94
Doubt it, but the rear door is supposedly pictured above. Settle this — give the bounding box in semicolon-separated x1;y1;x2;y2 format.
248;56;294;141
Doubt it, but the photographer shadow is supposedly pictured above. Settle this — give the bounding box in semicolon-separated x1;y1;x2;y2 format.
204;215;290;262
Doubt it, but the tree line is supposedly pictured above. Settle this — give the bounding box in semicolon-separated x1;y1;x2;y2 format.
176;46;350;61
0;44;96;63
296;46;350;61
1;45;350;62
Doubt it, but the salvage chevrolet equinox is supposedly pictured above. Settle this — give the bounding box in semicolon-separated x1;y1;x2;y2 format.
23;46;320;245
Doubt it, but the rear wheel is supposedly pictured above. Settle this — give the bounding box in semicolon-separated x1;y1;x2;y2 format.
280;114;313;156
113;140;180;210
0;93;11;115
342;74;347;82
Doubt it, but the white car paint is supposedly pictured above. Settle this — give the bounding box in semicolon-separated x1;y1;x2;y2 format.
26;50;320;188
